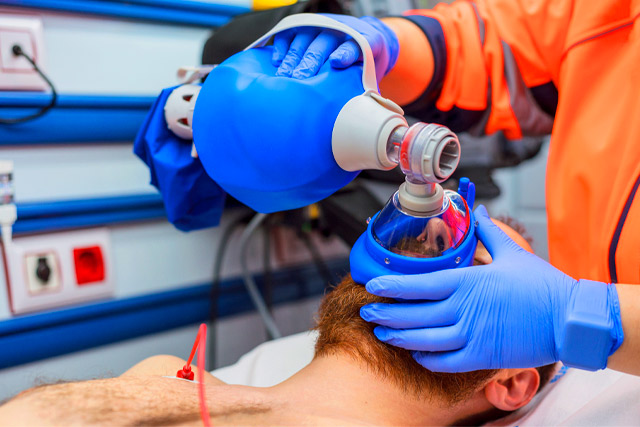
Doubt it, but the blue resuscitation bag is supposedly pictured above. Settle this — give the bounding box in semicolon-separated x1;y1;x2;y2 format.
192;45;362;214
135;15;379;228
133;86;226;231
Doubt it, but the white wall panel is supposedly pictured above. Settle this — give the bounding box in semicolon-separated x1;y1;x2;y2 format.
4;144;154;203
0;7;213;95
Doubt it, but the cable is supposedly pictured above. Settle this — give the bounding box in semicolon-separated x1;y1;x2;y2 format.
297;229;334;286
197;324;210;427
262;215;274;310
239;212;282;340
0;45;57;125
207;211;253;368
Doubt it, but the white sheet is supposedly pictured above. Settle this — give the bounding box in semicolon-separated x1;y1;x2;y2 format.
213;331;317;387
487;365;640;426
212;331;640;425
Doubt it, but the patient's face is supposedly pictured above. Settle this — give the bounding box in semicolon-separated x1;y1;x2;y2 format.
393;217;534;261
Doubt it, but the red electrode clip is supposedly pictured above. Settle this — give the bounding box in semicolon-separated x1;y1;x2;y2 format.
177;364;194;380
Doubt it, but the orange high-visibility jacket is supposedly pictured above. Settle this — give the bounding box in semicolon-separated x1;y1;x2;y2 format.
380;0;640;284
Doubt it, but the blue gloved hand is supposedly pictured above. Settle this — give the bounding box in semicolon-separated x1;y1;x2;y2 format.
272;14;399;83
360;205;624;372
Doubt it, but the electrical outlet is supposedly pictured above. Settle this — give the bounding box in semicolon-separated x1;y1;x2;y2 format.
0;14;47;90
6;228;114;315
24;252;61;294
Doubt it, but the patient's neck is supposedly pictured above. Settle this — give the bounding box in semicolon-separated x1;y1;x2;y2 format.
270;353;490;426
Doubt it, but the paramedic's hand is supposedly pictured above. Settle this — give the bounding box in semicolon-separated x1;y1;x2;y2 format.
360;205;622;372
272;14;399;82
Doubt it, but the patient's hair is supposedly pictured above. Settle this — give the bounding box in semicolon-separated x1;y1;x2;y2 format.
315;276;490;403
315;276;556;405
314;217;555;405
495;215;533;247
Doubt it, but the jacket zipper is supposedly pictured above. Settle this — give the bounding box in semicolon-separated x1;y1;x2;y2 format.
609;174;640;282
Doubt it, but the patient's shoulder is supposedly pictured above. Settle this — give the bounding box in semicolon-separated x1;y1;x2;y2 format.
122;354;226;385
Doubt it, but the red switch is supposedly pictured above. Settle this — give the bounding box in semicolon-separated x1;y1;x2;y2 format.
73;246;105;285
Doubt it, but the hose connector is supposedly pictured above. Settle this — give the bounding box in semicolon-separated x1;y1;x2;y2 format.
392;123;460;185
390;123;460;215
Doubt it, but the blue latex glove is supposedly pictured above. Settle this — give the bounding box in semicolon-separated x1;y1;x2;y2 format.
360;205;624;372
272;14;399;83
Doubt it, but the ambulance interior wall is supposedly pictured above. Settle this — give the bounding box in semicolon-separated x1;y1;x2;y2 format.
0;6;549;401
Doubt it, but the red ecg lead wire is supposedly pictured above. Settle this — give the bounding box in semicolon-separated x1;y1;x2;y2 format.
197;324;210;427
176;323;211;427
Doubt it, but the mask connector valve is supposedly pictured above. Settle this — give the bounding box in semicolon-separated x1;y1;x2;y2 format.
393;122;460;216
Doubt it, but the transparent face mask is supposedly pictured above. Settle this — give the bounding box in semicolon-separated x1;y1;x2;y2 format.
371;190;471;258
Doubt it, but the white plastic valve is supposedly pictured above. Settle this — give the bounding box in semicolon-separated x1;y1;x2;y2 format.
332;95;407;172
164;84;201;140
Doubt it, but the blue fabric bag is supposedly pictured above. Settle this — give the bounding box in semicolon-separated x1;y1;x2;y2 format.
133;86;226;231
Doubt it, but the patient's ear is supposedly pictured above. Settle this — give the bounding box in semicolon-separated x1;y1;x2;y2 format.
484;369;540;411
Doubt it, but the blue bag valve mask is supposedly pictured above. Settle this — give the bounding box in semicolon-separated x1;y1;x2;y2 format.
148;12;476;272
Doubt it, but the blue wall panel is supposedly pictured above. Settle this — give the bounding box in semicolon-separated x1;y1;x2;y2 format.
0;258;349;368
0;93;155;144
14;194;169;234
0;0;248;27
